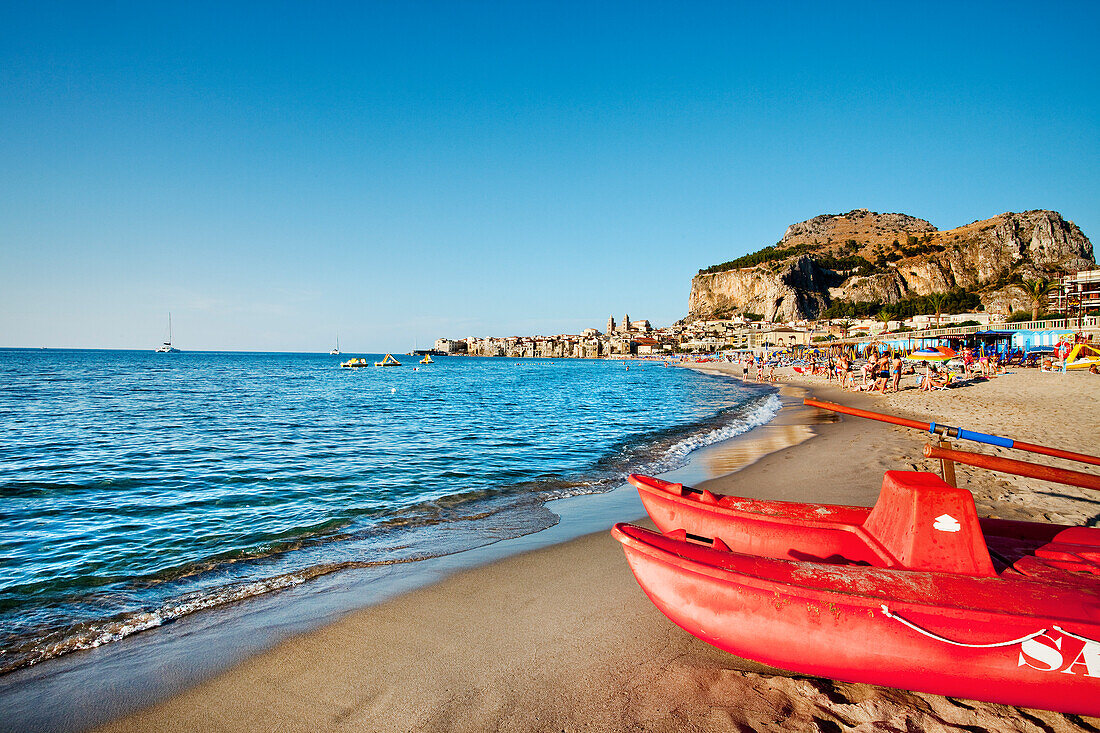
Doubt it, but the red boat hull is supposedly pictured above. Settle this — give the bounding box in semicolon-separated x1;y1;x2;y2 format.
629;472;1073;573
630;473;888;565
613;522;1100;715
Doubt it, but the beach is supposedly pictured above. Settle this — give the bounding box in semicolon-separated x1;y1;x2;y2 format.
82;365;1100;732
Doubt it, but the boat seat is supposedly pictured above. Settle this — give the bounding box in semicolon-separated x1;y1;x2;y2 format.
1036;541;1098;561
862;471;996;576
1028;541;1100;574
1052;526;1100;547
1014;554;1100;580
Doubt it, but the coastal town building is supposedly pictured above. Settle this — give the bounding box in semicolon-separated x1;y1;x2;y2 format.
433;338;462;354
1053;269;1100;317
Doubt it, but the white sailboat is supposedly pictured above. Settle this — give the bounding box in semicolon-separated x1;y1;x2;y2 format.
330;334;340;355
155;314;180;353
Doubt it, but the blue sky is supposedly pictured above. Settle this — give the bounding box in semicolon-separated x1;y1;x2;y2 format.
1;1;1097;351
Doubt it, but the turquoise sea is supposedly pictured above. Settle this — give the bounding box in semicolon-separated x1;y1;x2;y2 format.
0;350;779;677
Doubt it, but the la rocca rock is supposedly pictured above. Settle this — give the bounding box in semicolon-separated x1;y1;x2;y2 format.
688;209;1094;322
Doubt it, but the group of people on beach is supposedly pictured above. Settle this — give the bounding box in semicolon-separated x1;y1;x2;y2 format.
805;345;1002;394
702;331;1099;389
736;354;780;383
809;352;906;394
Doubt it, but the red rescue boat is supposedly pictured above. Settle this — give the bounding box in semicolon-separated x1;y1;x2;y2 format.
614;471;1100;715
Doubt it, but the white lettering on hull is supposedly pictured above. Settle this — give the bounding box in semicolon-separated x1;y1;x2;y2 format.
1019;633;1100;677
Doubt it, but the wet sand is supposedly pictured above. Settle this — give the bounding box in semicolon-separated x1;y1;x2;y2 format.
90;367;1100;732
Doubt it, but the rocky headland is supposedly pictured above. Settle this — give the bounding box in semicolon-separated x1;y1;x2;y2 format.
689;209;1095;322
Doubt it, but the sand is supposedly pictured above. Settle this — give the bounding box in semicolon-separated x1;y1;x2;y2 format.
93;367;1100;732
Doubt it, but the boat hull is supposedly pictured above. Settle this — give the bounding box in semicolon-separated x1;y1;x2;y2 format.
630;473;888;565
613;523;1100;716
628;472;1066;570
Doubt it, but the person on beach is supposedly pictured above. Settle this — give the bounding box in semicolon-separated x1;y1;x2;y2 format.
889;354;903;392
919;363;934;391
860;358;874;388
836;354;851;390
920;363;947;391
873;355;890;394
755;357;764;382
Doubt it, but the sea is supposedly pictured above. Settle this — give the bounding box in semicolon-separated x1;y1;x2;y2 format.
0;349;779;678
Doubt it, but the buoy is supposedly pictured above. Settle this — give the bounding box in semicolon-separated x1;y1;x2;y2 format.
390;387;396;394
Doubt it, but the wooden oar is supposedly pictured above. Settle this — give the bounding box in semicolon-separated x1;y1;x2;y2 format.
923;445;1100;491
804;398;1100;467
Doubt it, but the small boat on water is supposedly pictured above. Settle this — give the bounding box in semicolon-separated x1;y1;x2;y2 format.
154;314;180;353
420;354;433;364
340;357;369;368
375;353;401;367
330;334;341;356
613;401;1100;715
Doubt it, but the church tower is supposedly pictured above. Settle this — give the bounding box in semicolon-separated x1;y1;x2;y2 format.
622;313;630;333
606;315;615;335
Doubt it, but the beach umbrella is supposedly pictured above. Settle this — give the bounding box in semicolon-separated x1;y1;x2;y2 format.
933;346;957;358
905;347;953;362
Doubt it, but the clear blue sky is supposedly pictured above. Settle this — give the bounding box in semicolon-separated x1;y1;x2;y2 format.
2;1;1097;351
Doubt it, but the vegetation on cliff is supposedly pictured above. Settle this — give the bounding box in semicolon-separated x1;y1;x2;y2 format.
821;288;983;320
699;234;950;277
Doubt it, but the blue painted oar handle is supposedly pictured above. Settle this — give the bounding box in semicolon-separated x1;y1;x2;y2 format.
928;422;1015;449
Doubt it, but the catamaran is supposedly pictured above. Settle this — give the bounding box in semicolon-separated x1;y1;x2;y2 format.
155;314;180;353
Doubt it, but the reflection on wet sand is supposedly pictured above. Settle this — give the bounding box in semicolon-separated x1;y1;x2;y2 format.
677;384;838;483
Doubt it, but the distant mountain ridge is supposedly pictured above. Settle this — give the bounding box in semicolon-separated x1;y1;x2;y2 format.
688;209;1095;322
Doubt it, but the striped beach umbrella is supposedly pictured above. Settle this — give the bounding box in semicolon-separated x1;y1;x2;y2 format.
905;347;953;362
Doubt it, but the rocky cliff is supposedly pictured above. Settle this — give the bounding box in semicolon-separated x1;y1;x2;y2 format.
688;209;1094;322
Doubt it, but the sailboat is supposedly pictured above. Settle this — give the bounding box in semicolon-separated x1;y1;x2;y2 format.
330;334;341;355
155;314;180;353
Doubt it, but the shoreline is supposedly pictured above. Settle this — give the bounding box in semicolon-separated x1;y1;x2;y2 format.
11;367;1100;731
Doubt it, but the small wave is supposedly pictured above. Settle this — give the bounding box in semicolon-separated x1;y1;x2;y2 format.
0;572;313;674
537;391;783;501
0;479;142;499
0;552;441;675
0;512;567;675
650;392;783;473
